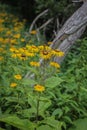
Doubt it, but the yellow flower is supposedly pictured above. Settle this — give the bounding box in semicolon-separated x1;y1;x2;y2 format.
6;31;12;35
19;48;25;53
10;83;17;88
40;50;52;60
58;51;64;57
38;45;44;51
0;27;4;32
10;47;17;52
0;19;4;23
14;74;22;80
18;54;27;60
21;38;25;42
30;30;37;35
50;62;60;68
30;61;40;67
25;52;35;57
47;41;53;45
13;34;21;39
0;56;4;61
52;49;64;57
38;45;52;52
26;45;39;53
14;27;19;31
3;38;9;44
0;48;4;52
34;84;45;92
0;37;4;42
10;39;17;44
11;54;17;58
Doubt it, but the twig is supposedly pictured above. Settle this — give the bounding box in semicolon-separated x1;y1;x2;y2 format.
29;9;48;33
56;18;60;33
53;30;57;37
72;0;83;3
37;18;53;31
35;25;41;42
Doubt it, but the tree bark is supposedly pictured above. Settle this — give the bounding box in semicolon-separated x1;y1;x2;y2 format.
50;1;87;64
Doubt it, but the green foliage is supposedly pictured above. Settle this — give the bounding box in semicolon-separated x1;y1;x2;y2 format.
68;118;87;130
45;76;63;88
0;128;5;130
35;0;71;16
37;125;52;130
0;115;36;130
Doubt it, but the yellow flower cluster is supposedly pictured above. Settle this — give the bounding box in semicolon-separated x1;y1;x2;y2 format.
0;6;65;93
10;44;64;62
0;11;64;63
0;11;26;61
10;46;36;60
0;9;64;72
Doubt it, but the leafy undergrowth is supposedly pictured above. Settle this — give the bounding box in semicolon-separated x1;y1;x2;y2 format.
0;3;87;130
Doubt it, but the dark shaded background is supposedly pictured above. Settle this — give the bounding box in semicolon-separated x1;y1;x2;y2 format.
0;0;36;22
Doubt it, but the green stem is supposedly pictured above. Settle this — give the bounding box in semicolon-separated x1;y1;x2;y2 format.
35;93;40;130
36;99;39;122
36;93;40;123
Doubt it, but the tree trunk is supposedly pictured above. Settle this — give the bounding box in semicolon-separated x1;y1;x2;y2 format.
25;1;87;78
50;1;87;64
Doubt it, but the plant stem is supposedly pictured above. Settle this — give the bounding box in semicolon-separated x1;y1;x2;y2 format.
35;93;40;130
36;93;40;123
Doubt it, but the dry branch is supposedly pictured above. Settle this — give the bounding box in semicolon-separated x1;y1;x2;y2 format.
29;9;48;33
37;18;53;31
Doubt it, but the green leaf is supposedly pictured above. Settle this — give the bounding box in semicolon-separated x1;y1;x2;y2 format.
52;108;63;118
0;115;36;130
63;116;73;124
28;94;37;108
45;76;63;88
0;128;5;130
64;106;70;114
22;78;37;86
37;125;53;130
80;87;87;92
39;100;51;116
68;118;87;130
18;109;35;118
47;91;56;98
28;67;39;75
43;116;63;130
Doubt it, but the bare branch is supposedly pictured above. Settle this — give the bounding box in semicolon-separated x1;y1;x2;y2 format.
53;30;57;37
29;9;48;33
36;30;41;42
56;18;60;33
37;18;53;31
